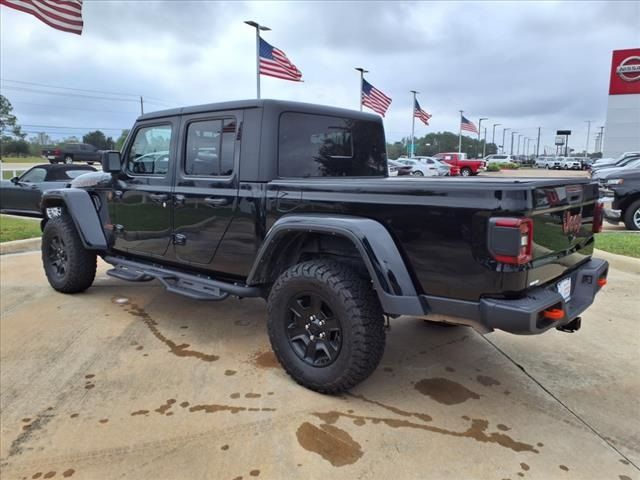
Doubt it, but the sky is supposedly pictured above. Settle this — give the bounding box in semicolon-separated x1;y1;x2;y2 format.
1;0;639;154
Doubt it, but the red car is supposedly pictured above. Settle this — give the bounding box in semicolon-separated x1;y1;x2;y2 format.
433;152;485;176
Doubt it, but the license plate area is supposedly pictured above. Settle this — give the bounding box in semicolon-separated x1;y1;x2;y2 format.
557;277;572;302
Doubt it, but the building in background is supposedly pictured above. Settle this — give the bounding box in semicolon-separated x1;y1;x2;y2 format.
603;48;640;158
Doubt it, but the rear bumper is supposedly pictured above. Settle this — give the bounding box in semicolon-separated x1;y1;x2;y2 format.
417;258;609;335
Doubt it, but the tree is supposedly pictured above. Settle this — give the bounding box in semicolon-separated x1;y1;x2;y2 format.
115;129;130;151
83;130;114;150
0;95;26;158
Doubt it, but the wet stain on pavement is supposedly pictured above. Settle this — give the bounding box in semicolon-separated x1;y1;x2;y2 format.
497;424;510;431
249;470;260;476
559;465;569;471
225;370;237;376
245;393;261;399
84;374;94;379
414;378;481;405
445;366;455;372
120;301;219;362
350;394;432;422
520;463;529;471
98;418;109;424
62;470;75;477
619;475;632;480
131;410;150;416
180;401;190;408
296;422;363;467
252;351;279;369
230;393;241;399
188;403;276;415
619;459;629;465
221;444;229;451
312;411;539;454
477;375;501;387
43;472;55;479
155;399;176;415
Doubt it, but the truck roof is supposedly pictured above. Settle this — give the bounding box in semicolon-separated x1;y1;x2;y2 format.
138;99;382;122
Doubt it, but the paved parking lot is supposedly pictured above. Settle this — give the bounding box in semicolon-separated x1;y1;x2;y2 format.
1;251;638;479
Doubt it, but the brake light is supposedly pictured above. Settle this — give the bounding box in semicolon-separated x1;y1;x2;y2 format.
54;149;61;155
490;217;533;265
593;201;603;233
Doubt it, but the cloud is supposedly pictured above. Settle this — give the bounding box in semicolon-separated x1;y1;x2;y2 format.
0;0;637;151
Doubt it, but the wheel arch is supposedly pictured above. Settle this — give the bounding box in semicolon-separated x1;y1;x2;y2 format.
247;215;425;315
41;189;107;250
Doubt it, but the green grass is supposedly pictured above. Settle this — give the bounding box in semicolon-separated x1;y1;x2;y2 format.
0;215;42;243
0;156;44;164
595;232;640;258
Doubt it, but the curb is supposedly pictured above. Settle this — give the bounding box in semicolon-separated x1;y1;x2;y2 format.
0;237;41;255
594;248;640;275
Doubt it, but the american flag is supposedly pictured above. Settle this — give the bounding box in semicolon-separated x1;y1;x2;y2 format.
414;99;432;126
259;38;302;82
361;79;392;117
460;115;478;134
1;0;83;35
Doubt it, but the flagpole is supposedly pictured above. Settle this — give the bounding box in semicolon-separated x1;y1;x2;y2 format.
244;21;271;99
458;110;463;154
355;67;368;111
410;91;418;157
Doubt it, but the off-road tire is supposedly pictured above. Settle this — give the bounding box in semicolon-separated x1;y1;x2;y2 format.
267;260;385;394
623;199;640;231
42;215;97;293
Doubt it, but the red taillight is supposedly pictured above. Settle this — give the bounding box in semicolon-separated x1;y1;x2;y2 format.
54;148;61;155
593;201;603;233
491;217;533;265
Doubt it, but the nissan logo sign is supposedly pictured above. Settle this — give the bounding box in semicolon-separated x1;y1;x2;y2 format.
616;56;640;82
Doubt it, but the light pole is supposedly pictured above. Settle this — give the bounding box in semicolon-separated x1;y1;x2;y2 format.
482;127;487;158
517;134;523;155
510;131;516;155
502;128;510;154
584;120;592;158
354;67;369;111
478;117;488;156
244;20;271;99
492;123;501;149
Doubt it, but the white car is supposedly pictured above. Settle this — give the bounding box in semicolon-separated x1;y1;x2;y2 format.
484;154;516;165
560;157;583;170
534;156;555;168
593;151;640;169
395;158;439;177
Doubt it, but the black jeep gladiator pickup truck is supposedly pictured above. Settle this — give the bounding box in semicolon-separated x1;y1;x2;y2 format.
39;100;608;393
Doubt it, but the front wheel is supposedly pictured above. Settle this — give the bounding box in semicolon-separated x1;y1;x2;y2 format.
64;155;73;164
460;167;472;176
623;200;640;231
267;260;386;394
42;215;97;293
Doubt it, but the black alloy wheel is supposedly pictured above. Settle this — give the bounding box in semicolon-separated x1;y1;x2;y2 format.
286;292;342;367
46;235;68;278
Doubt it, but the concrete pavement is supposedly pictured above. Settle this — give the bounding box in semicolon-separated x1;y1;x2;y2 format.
0;252;638;479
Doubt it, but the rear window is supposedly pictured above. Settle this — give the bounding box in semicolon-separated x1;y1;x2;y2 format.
278;112;386;178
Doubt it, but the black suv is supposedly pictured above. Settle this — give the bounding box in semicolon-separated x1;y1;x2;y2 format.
39;100;608;393
600;167;640;230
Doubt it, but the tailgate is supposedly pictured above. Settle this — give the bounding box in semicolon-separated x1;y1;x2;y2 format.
527;182;598;287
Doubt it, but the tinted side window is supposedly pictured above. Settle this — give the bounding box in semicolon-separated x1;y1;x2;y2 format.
185;118;236;176
278;113;386;178
21;168;47;183
127;125;172;175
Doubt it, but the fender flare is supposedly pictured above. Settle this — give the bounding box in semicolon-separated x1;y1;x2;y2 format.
247;214;426;315
41;188;108;250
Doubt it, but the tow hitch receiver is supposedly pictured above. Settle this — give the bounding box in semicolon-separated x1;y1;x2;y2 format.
557;317;582;333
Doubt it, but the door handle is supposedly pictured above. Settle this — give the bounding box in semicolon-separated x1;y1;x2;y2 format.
149;193;169;202
203;197;228;207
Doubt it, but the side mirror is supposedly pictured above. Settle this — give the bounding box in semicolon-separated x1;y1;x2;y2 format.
10;176;19;184
101;150;122;173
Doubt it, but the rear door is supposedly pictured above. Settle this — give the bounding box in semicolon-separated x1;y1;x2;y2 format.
110;120;178;257
171;111;242;266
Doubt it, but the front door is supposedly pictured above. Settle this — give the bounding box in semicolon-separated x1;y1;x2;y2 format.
110;120;178;257
172;112;241;266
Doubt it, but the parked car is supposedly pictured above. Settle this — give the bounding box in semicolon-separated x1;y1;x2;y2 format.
41;143;101;165
485;154;517;165
599;167;640;230
388;159;412;176
38;99;608;393
433;152;485;176
592;158;640;183
560;157;583;170
592;151;640;169
413;156;452;176
534;156;558;168
591;154;640;175
395;158;439;177
547;157;564;169
0;164;96;217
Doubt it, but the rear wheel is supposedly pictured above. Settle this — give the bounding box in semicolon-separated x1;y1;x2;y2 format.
42;215;97;293
267;260;385;394
412;170;424;176
460;167;472;176
623;200;640;231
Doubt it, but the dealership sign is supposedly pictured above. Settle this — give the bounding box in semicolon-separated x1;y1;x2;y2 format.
609;48;640;95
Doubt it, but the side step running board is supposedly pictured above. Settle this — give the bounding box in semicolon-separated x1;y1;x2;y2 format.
103;255;261;301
